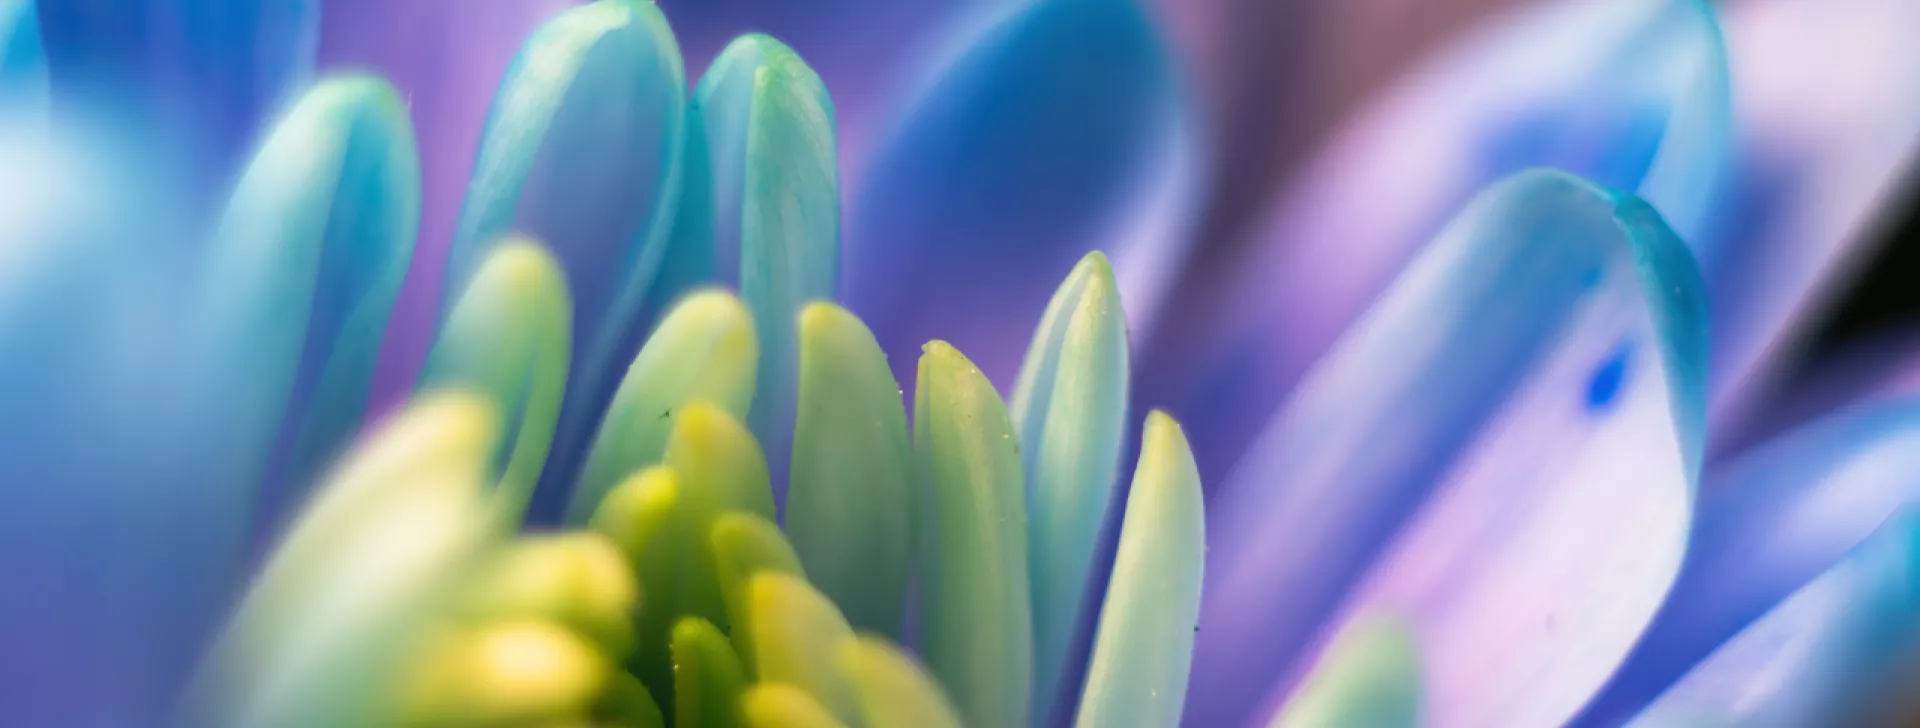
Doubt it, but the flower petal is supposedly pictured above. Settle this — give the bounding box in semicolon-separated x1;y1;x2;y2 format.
712;511;805;678
1139;0;1728;485
750;573;862;725
195;74;420;530
1191;170;1708;728
845;0;1192;391
572;290;757;523
0;0;45;111
1629;513;1920;726
673;616;749;728
915;341;1034;728
1074;412;1204;728
743;683;848;728
420;239;571;516
788;302;912;637
1269;616;1422;728
1578;396;1920;724
842;636;967;728
446;0;687;522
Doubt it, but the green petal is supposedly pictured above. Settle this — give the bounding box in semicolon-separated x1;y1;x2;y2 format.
1074;412;1204;728
786;302;911;636
572;289;757;523
464;533;638;658
591;466;680;572
422;239;572;516
699;34;840;476
186;393;503;728
399;619;615;726
1269;615;1422;728
711;512;805;677
742;684;848;728
749;573;862;725
914;341;1033;728
672;617;747;728
196;74;420;520
1008;251;1129;719
841;636;964;728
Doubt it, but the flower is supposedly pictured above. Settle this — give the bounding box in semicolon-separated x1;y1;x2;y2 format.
5;0;1920;727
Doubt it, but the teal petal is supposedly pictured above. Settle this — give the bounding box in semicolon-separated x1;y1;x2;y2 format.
420;240;572;517
570;290;757;523
915;341;1033;728
447;0;687;522
1269;616;1422;728
1631;513;1920;727
0;0;45;112
694;34;840;489
1193;169;1708;728
1009;251;1130;722
1074;412;1204;728
787;302;911;636
195;74;420;527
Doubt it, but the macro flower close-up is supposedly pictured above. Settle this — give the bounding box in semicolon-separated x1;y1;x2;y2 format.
4;0;1920;726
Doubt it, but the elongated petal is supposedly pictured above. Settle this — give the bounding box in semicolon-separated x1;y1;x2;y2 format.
447;0;687;522
690;34;840;487
188;393;504;728
572;290;757;522
1630;513;1920;726
713;512;805;677
750;573;862;724
842;636;966;728
0;0;44;111
787;302;911;636
195;74;420;529
1192;169;1708;728
465;533;638;658
1075;412;1203;728
1269;616;1422;728
672;617;748;728
743;684;848;728
34;0;314;189
315;0;577;410
421;239;570;516
1139;0;1728;485
845;0;1191;391
1578;396;1920;724
915;341;1033;727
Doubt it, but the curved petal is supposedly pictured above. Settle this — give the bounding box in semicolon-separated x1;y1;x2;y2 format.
1629;512;1920;727
843;0;1194;392
1577;395;1920;724
0;0;45;112
1704;0;1920;434
314;0;577;412
1190;170;1708;728
33;0;315;192
444;0;687;523
1138;0;1728;485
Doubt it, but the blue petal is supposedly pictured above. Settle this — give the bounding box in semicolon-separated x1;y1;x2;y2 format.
1577;396;1920;724
843;0;1193;391
33;0;316;193
1189;170;1708;728
194;75;421;531
1135;0;1729;487
0;0;45;113
445;0;687;523
1629;513;1920;726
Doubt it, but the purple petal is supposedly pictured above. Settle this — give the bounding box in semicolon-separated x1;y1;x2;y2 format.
316;0;577;414
1189;170;1708;728
1576;395;1920;724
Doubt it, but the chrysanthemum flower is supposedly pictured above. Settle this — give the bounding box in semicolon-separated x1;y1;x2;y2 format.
4;0;1920;727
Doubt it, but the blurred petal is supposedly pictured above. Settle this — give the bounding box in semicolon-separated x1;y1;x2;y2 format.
750;573;862;725
1191;170;1708;728
1630;513;1920;727
1074;412;1204;728
195;75;420;528
672;616;748;728
915;341;1034;728
315;0;577;412
0;0;45;111
1140;0;1728;485
845;0;1194;391
743;683;847;728
1010;251;1130;722
1705;0;1920;433
712;511;805;678
445;0;686;523
788;302;912;637
692;34;840;485
843;636;967;728
420;240;572;515
1269;616;1422;728
1578;395;1920;724
34;0;315;192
